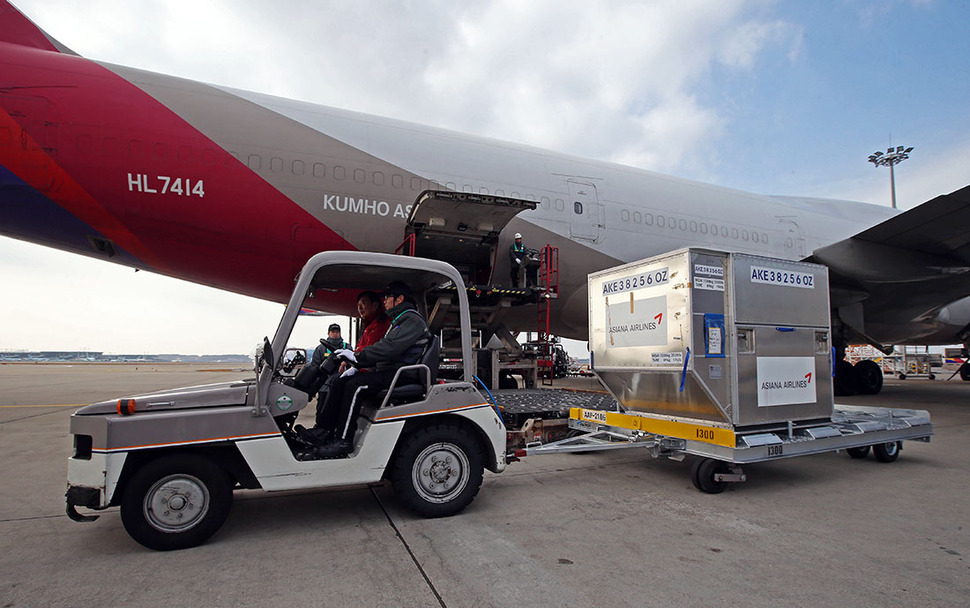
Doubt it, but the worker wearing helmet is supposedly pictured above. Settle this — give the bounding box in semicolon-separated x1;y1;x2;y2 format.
509;232;525;288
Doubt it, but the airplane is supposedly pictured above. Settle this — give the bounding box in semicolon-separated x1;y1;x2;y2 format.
2;1;969;395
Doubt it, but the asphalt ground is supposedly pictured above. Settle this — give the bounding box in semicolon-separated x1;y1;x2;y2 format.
1;363;967;607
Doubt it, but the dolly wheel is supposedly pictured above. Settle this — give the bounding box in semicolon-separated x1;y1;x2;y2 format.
690;458;729;494
390;424;485;518
846;446;871;459
120;454;232;551
873;441;901;463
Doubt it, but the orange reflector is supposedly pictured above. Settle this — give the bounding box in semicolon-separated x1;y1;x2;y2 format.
117;399;136;415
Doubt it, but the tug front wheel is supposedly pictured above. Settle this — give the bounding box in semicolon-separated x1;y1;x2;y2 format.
120;454;232;551
390;424;485;518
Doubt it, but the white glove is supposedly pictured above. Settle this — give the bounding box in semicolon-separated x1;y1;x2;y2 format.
340;367;357;378
334;348;357;363
515;258;521;264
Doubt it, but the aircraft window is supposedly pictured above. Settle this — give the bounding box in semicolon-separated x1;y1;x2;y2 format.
541;196;550;208
555;199;564;211
354;169;365;183
463;184;473;193
411;177;423;191
721;226;729;237
645;213;654;226
270;157;283;172
374;171;385;186
622;210;630;221
634;212;642;223
512;192;521;198
76;135;91;152
103;137;117;155
700;223;708;235
179;146;193;163
247;154;261;170
313;163;326;178
0;127;10;146
689;221;697;233
574;202;583;215
334;166;346;180
678;219;687;231
482;187;491;195
446;181;457;190
228;151;239;161
657;216;665;228
129;140;143;158
431;180;441;190
154;143;168;160
751;232;759;243
761;232;768;243
731;228;739;239
668;216;676;229
202;149;217;166
392;174;403;188
495;189;505;196
741;229;749;241
292;160;305;175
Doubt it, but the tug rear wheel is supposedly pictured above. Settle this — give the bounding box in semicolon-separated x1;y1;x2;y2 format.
120;454;232;551
690;458;729;494
873;441;901;463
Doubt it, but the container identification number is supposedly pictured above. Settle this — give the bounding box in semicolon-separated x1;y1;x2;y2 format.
750;266;814;289
695;428;717;441
602;267;669;296
766;445;784;457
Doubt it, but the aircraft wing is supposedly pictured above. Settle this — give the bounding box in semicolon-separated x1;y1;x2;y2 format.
808;184;970;345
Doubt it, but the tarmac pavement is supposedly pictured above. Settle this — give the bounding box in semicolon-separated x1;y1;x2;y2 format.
1;363;967;607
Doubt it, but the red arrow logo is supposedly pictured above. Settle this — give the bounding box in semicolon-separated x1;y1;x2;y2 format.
654;313;663;323
805;372;812;383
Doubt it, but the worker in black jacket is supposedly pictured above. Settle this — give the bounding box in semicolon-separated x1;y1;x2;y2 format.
509;232;525;287
311;280;430;458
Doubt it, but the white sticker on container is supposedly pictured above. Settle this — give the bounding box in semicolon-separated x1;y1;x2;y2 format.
756;357;816;406
694;264;724;277
651;352;685;365
750;266;815;289
605;294;667;348
694;277;725;291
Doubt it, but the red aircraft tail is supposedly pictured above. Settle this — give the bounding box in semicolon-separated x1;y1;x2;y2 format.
0;1;76;54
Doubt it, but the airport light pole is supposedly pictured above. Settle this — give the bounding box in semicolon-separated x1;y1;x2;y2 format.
868;145;913;209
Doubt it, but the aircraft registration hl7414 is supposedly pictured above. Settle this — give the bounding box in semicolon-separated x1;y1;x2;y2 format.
1;1;969;395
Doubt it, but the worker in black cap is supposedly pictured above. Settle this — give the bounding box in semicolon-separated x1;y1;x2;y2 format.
310;280;430;458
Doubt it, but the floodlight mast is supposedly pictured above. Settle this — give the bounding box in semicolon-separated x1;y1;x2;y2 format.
867;145;913;209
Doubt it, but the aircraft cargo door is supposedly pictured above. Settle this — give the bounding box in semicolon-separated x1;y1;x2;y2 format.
567;179;603;243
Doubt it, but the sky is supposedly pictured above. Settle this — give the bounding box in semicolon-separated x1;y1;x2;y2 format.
2;0;969;356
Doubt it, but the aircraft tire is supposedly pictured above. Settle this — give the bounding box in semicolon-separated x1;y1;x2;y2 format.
390;423;485;518
834;360;856;396
960;364;970;382
852;360;883;395
120;454;232;551
873;441;901;463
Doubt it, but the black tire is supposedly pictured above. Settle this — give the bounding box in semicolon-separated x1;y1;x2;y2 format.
390;424;485;518
498;372;518;390
960;364;970;382
120;454;232;551
928;373;936;380
898;373;907;380
834;360;856;396
873;441;901;463
846;446;870;459
853;360;883;395
690;458;729;494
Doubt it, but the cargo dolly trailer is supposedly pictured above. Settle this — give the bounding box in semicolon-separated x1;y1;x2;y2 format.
524;248;933;492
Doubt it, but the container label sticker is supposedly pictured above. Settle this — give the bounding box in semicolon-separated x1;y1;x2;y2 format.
750;266;815;289
651;352;684;365
694;264;724;277
694;277;725;291
709;364;723;379
601;267;669;296
605;294;667;347
756;357;815;406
